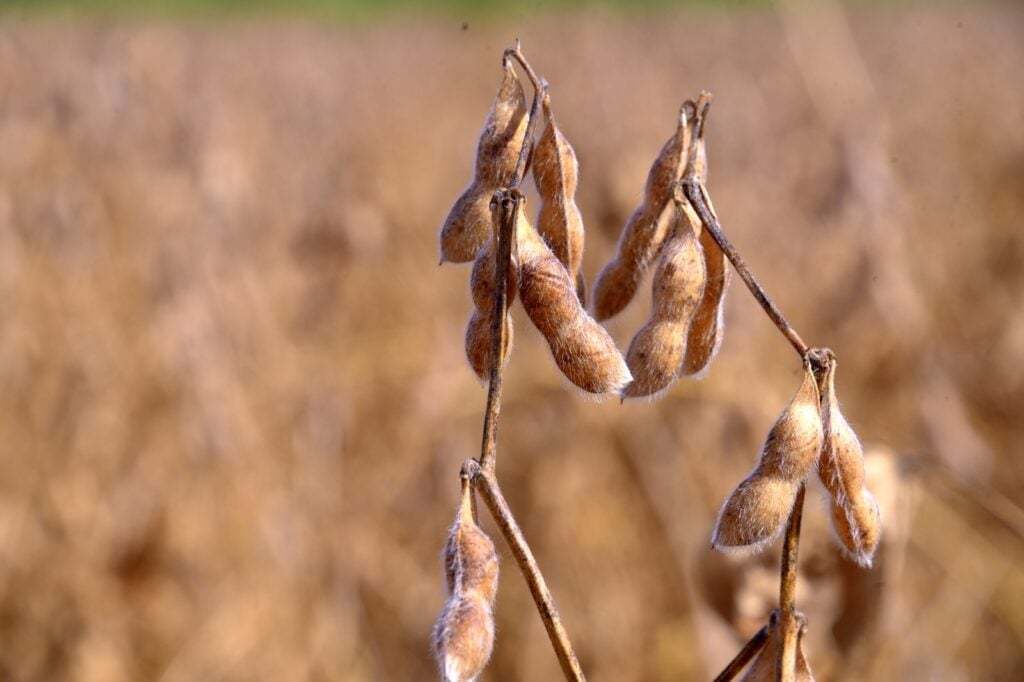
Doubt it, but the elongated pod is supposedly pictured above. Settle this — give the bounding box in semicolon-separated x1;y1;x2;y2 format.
434;479;500;681
818;357;881;566
516;199;631;396
622;205;706;399
533;91;586;304
713;364;823;552
591;105;690;320
440;59;529;263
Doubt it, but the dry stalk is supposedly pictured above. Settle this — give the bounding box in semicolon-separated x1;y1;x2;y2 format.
681;95;811;360
776;484;806;682
464;44;587;682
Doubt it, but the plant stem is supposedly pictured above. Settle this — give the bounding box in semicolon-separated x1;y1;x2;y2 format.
477;189;518;475
463;459;587;681
713;624;770;682
681;94;811;360
776;484;806;682
506;42;544;189
470;44;586;681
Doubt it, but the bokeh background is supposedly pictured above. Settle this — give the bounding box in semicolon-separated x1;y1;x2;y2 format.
0;0;1022;680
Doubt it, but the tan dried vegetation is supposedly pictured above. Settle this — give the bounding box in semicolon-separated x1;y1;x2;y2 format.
434;41;887;682
3;10;1022;682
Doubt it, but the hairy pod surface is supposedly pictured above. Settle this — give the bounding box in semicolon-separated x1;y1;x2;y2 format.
622;210;706;399
712;474;800;552
713;364;823;551
817;359;881;565
829;491;881;568
740;616;815;682
757;364;824;480
434;481;499;682
533;93;586;304
681;201;729;377
591;108;690;321
517;207;631;396
442;480;499;603
476;59;529;187
439;60;528;263
464;220;518;381
433;591;494;682
465;311;513;383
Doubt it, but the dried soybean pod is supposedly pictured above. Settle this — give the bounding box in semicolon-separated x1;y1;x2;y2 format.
465;311;513;383
622;205;706;399
829;492;881;567
442;478;500;603
464;211;519;382
476;57;529;187
439;58;528;263
818;357;882;566
434;479;500;682
713;363;824;551
741;614;815;682
433;592;495;682
516;198;631;396
681;198;729;377
533;90;586;303
591;105;690;321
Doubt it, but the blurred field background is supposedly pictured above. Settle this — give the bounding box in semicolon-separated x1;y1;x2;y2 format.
0;0;1022;680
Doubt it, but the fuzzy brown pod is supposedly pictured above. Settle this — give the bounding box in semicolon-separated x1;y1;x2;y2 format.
713;363;823;552
740;614;815;682
439;59;528;264
622;205;706;399
591;105;690;321
434;479;499;682
818;358;882;566
465;311;513;384
464;232;518;381
532;91;586;304
517;204;631;396
680;199;729;377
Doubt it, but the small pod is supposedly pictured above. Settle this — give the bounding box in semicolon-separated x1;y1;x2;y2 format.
591;105;690;321
434;479;500;682
533;91;586;304
464;202;519;382
713;363;823;552
465;311;513;384
517;202;631;396
622;205;706;399
741;613;815;682
440;59;529;264
680;201;729;377
818;358;882;566
476;58;530;188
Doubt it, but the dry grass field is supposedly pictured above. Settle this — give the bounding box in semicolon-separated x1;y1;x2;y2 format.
0;3;1022;680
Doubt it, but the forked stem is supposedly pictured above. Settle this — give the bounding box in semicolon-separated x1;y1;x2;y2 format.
469;44;586;681
464;460;587;681
776;484;806;682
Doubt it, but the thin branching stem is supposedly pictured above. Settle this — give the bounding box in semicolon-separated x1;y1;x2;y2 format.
776;484;806;682
477;189;517;475
680;95;828;681
713;624;770;682
463;459;587;681
681;95;811;360
468;43;586;681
